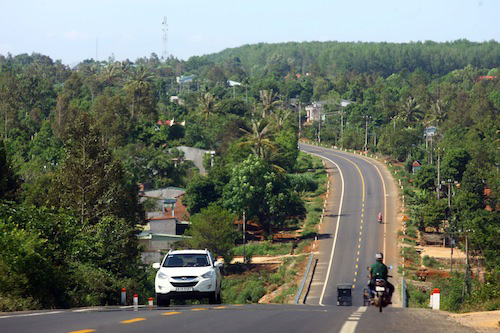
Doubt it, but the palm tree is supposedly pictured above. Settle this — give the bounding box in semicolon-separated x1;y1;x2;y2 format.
259;89;281;118
270;108;291;132
99;62;124;87
124;65;155;118
425;99;448;127
398;96;423;126
198;92;218;123
238;119;277;159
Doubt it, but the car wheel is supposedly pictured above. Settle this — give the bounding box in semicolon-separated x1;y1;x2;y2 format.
216;289;222;304
208;291;217;304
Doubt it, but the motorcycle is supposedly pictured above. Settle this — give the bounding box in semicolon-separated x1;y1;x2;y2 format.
372;278;391;312
367;268;392;312
377;213;383;224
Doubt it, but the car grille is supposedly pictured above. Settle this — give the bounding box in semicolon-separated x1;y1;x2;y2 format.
172;276;197;280
171;282;198;287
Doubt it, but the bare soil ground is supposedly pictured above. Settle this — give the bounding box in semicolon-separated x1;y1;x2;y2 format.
447;310;500;332
419;245;467;259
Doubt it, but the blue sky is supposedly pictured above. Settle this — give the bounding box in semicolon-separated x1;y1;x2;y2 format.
0;0;498;65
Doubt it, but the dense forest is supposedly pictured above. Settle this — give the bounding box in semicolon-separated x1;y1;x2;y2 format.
0;39;498;310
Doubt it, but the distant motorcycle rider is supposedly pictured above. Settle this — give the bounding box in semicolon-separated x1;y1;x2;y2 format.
369;252;394;303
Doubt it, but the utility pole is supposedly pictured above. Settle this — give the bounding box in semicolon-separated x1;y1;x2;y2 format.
317;105;321;143
363;115;371;151
298;99;301;138
242;211;246;264
437;148;441;199
462;234;470;300
340;111;344;148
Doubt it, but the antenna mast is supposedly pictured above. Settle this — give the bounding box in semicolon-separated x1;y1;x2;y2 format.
162;16;168;60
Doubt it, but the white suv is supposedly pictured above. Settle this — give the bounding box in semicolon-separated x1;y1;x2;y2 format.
153;249;223;307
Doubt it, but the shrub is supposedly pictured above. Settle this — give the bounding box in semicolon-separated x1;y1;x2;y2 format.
288;173;318;193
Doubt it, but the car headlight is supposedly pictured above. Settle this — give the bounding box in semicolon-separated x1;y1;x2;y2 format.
201;270;213;279
157;272;169;279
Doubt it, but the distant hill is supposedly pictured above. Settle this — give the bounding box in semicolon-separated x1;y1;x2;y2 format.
189;40;499;77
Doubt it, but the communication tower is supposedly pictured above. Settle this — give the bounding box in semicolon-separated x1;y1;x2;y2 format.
162;16;169;60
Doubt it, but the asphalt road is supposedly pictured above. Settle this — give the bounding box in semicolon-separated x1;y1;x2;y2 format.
299;143;400;307
0;143;474;332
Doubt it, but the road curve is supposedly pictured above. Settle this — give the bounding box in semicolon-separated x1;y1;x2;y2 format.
1;143;477;333
299;142;399;307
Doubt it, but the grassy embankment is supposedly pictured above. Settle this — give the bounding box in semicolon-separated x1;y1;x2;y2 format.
222;152;327;304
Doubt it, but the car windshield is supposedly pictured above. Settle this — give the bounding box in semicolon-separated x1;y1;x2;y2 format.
163;254;210;267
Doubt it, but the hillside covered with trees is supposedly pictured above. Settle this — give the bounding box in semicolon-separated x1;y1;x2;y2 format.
0;39;498;310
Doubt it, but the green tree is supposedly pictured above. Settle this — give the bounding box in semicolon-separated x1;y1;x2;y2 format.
0;140;19;200
398;96;423;126
124;65;155;119
413;164;436;191
49;113;144;225
183;175;221;214
198;92;218;122
223;155;305;236
441;148;472;182
187;204;238;264
259;89;281;117
238;119;277;159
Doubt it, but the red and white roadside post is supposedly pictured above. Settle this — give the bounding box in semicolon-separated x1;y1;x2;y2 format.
121;288;126;305
133;294;139;311
431;288;440;310
148;297;154;310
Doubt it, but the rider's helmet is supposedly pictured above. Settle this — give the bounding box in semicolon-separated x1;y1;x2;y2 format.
375;252;383;261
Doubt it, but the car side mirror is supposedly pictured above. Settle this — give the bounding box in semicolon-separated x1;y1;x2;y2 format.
214;261;223;268
152;262;161;269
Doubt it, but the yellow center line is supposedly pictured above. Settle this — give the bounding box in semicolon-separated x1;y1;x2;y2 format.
359;238;362;242
352;284;355;288
358;244;361;248
360;225;362;229
357;251;360;255
353;278;357;282
359;231;362;236
356;264;358;269
162;311;182;316
68;330;95;333
361;213;364;218
356;258;359;262
214;306;227;309
191;308;207;311
233;304;243;307
121;318;146;324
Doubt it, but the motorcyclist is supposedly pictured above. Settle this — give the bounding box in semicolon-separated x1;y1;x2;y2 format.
369;252;394;304
377;212;383;223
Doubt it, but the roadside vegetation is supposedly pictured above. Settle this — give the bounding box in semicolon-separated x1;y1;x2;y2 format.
384;162;498;312
0;40;498;310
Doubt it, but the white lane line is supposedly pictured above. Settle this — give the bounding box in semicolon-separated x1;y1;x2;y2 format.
339;306;367;333
339;321;358;333
0;311;63;319
306;151;345;307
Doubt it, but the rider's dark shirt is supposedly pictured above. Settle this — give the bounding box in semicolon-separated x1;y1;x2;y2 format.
370;261;388;280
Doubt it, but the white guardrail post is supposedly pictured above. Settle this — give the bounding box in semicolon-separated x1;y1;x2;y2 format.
121;288;126;305
133;294;139;311
431;288;440;310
